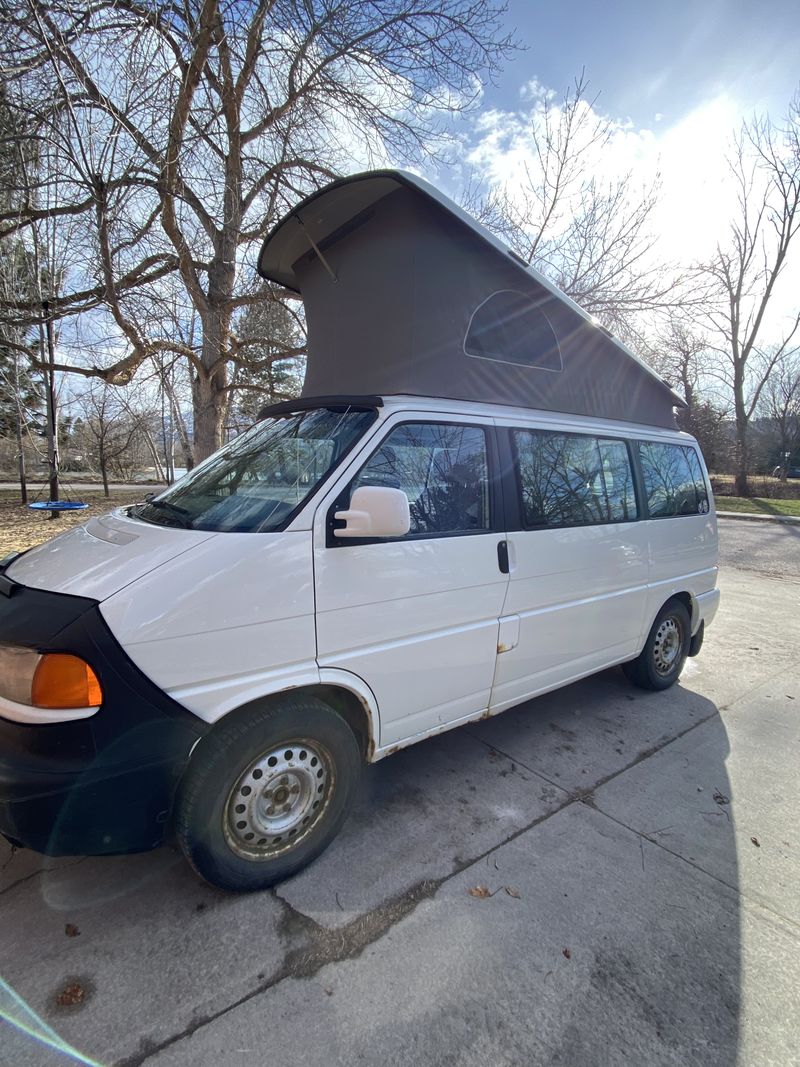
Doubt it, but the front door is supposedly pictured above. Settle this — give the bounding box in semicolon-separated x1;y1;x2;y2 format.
313;415;509;748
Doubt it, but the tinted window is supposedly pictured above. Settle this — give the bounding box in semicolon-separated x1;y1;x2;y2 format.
136;407;375;532
353;423;490;535
639;442;709;517
686;448;710;513
464;290;562;371
513;430;638;527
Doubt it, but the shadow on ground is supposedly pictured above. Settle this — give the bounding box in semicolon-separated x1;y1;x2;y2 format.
0;667;740;1066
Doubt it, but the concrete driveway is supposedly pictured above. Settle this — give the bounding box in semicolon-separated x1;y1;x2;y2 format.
1;519;798;1066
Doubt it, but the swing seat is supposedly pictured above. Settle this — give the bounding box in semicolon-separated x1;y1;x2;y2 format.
28;500;89;511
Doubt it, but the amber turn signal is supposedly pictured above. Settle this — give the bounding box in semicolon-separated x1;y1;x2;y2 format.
31;654;103;709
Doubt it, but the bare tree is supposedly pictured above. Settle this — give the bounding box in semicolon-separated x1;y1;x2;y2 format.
761;348;800;478
0;84;44;502
698;93;800;495
645;316;732;470
75;382;153;495
648;317;709;416
464;73;669;341
1;0;514;460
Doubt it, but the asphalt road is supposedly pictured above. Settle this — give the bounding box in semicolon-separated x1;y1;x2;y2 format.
1;522;798;1067
717;515;800;580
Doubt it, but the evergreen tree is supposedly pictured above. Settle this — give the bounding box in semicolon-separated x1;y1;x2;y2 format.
0;88;44;457
229;294;305;432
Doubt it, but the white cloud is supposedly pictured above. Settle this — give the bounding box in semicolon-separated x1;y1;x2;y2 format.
452;84;799;342
463;87;742;262
648;94;741;262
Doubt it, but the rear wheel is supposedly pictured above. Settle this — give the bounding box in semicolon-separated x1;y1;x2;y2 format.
623;599;691;691
176;696;362;892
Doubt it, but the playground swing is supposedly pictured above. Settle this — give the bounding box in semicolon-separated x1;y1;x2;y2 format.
28;500;89;512
28;302;89;513
28;478;88;513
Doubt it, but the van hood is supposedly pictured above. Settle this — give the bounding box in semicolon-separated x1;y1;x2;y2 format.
7;508;216;601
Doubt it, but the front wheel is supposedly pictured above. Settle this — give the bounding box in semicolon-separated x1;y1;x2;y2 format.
175;696;362;892
623;599;691;691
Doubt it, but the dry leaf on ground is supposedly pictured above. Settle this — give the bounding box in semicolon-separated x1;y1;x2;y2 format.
56;982;86;1007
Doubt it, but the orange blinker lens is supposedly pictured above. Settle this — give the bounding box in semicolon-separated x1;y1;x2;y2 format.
31;654;103;709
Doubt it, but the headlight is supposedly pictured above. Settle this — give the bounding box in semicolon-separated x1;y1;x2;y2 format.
0;645;103;709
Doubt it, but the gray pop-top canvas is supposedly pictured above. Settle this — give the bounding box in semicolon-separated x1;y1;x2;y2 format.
258;171;684;428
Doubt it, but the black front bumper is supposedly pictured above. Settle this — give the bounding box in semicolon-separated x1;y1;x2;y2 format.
0;571;207;856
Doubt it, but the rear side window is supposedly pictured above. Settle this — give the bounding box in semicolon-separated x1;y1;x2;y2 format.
639;442;710;517
352;422;491;536
513;429;638;528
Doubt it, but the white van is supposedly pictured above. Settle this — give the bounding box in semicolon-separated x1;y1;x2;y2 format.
0;172;719;891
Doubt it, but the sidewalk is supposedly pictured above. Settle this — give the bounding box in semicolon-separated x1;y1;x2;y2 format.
717;509;800;525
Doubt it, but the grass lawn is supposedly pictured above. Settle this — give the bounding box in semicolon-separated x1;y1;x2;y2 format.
715;496;800;518
0;489;143;556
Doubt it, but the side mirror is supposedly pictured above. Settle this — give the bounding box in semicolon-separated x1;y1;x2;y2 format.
334;486;410;539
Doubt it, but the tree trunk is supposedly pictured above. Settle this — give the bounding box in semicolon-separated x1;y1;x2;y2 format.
160;384;173;484
43;314;60;520
14;407;27;505
192;369;227;462
161;370;193;472
193;299;230;462
99;443;109;497
12;349;28;504
734;409;749;497
139;426;165;483
683;377;694;422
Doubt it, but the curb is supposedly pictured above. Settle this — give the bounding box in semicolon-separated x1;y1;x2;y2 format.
716;510;800;526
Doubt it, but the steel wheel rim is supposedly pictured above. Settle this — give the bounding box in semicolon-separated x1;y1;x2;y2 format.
653;616;683;676
224;739;334;860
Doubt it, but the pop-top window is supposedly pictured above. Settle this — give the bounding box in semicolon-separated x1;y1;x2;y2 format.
464;290;562;371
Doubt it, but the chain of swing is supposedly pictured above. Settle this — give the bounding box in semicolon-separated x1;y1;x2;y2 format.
28;304;87;516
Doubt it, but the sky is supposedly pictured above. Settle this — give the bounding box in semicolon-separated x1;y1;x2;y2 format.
48;0;800;404
490;0;799;126
420;0;800;339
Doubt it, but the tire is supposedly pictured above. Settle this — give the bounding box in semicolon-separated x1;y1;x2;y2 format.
623;599;691;691
175;695;362;892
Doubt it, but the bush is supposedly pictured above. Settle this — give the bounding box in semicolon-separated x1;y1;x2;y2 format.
710;474;800;499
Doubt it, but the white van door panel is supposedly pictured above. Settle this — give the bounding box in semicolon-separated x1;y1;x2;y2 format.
637;440;719;627
490;523;648;711
645;514;718;619
313;416;508;748
315;537;508;744
489;424;649;710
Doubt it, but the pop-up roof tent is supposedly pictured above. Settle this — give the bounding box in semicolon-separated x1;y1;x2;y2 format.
258;170;684;428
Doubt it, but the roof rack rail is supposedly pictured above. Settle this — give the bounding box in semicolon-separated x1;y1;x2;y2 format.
257;395;383;420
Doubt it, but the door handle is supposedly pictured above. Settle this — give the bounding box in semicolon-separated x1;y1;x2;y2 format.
497;540;510;574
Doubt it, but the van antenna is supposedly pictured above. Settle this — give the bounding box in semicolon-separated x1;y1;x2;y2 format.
296;216;337;283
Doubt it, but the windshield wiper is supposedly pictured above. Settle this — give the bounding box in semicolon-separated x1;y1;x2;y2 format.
143;497;193;528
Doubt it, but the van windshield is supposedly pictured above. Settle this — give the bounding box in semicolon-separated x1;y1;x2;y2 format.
134;406;376;533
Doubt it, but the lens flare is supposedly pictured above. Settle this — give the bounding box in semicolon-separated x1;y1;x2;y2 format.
0;976;104;1066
